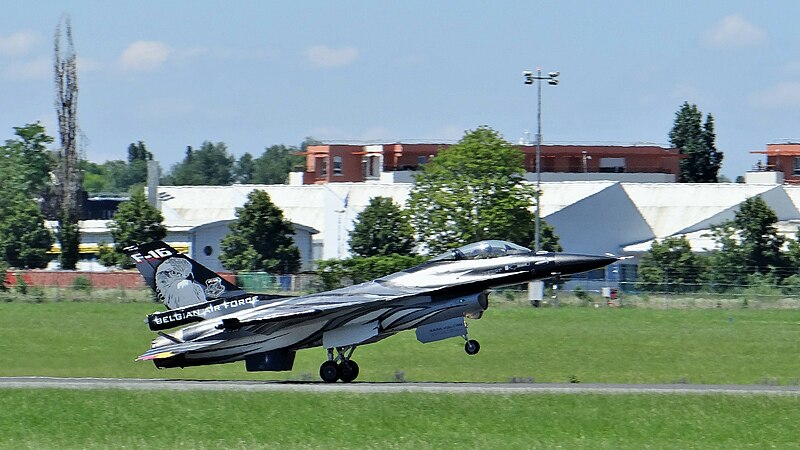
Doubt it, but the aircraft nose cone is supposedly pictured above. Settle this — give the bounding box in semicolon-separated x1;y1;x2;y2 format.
552;253;617;276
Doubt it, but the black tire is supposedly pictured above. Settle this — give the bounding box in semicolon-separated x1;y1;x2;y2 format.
319;360;340;383
465;339;480;355
339;360;360;383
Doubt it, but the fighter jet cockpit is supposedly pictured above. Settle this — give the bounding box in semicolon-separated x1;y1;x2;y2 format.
428;240;532;262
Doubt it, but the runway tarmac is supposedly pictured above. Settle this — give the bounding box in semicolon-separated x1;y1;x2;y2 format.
2;377;800;395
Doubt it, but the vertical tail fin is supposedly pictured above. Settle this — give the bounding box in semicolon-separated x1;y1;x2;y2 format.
125;241;247;310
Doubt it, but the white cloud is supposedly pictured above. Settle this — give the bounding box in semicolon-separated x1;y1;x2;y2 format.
306;45;358;68
749;82;800;109
3;57;49;80
704;14;766;48
118;40;172;71
0;31;40;56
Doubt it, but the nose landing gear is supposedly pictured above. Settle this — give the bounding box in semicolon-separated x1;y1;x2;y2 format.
464;338;481;355
319;346;360;383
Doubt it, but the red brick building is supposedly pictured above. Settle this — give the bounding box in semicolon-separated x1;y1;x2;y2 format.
750;143;800;184
300;143;682;184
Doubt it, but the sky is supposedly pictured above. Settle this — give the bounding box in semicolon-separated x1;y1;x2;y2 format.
1;1;799;179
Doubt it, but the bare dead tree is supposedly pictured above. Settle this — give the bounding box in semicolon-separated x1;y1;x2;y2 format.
54;14;83;269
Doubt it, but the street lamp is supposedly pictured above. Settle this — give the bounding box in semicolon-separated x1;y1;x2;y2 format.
523;68;559;251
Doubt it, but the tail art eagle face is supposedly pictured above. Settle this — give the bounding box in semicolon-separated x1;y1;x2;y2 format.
155;258;206;309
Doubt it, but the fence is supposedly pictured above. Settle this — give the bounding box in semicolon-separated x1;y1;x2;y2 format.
1;270;319;297
4;269;800;309
235;273;318;294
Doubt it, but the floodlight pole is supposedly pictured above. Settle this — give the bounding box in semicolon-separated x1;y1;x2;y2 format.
523;68;559;251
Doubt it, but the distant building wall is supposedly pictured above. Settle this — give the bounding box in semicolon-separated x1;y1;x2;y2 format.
302;142;682;184
751;143;800;184
4;270;237;289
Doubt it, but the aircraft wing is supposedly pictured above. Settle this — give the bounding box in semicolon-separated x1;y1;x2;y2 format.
215;282;428;331
136;339;226;361
215;305;326;330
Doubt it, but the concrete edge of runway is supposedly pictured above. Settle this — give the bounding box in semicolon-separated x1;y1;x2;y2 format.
2;377;800;395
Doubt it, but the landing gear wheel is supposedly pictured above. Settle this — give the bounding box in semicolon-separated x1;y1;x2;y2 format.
339;360;360;383
319;360;340;383
465;339;481;355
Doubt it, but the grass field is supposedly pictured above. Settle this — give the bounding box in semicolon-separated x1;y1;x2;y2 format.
1;301;800;384
2;301;800;448
1;389;799;449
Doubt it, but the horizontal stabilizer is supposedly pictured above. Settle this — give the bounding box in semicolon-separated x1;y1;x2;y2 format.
136;339;224;361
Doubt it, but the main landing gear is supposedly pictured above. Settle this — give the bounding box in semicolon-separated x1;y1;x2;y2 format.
319;346;360;383
318;335;481;382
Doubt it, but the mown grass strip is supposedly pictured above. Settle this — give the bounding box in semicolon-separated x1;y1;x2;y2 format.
2;302;799;384
0;389;798;449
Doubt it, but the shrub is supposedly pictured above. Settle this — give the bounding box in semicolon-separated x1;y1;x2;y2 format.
72;276;92;293
574;286;592;304
15;274;27;295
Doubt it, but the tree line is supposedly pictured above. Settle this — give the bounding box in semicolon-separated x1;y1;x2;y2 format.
0;100;726;275
84;138;317;193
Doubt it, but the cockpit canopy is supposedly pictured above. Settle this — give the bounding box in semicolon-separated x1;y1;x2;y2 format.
429;240;532;262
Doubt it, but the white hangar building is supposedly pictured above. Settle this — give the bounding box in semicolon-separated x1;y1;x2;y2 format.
150;182;800;277
65;181;800;278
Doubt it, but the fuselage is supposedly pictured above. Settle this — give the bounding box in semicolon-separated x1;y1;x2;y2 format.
148;246;616;369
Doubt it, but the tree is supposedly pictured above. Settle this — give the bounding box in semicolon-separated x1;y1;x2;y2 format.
704;222;748;291
82;160;125;193
784;229;800;269
300;136;322;152
705;196;786;291
635;236;704;293
82;141;153;193
53;15;83;269
407;126;560;253
0;129;55;269
219;190;300;273
234;152;255;183
0;193;54;269
252;144;305;184
99;189;166;268
669;102;723;183
349;197;415;257
733;196;785;274
5;123;55;196
163;142;235;185
123;141;152;188
316;254;427;290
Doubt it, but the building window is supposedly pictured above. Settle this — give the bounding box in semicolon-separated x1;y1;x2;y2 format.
320;158;328;176
203;246;213;256
417;155;427;165
362;155;381;179
793;157;800;176
333;156;343;175
599;157;626;173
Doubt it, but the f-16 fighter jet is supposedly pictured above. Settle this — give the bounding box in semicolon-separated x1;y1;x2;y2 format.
127;240;617;382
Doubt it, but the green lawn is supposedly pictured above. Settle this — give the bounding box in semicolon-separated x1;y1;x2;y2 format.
2;302;800;449
0;389;798;449
1;302;799;384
